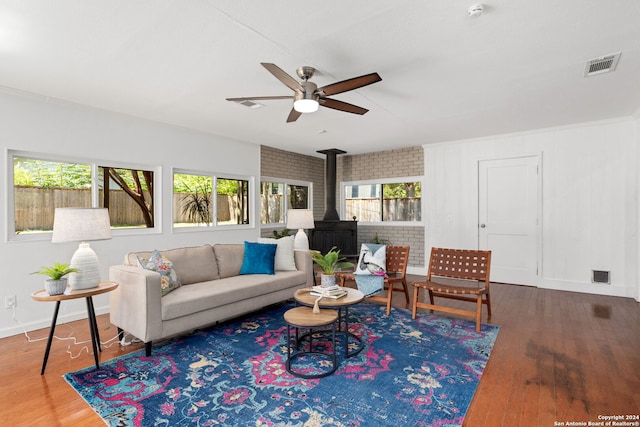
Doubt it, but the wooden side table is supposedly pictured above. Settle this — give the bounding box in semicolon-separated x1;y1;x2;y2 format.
31;281;118;375
284;306;339;379
294;288;365;358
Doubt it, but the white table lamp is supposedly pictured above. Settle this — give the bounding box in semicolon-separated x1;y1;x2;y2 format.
52;208;112;290
286;209;315;251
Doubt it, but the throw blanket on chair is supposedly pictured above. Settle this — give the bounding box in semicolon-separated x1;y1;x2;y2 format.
354;243;386;297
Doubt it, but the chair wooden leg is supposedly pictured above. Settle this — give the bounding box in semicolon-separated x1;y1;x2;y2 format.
428;290;436;313
401;279;410;308
411;286;419;319
475;295;482;333
385;287;393;315
485;292;492;317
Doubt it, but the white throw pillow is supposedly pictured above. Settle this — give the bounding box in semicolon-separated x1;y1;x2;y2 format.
258;235;297;271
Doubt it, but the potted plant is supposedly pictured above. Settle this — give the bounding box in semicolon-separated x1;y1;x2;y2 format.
33;263;79;296
309;246;354;287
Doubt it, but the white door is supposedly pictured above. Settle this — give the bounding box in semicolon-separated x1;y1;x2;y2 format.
478;156;540;286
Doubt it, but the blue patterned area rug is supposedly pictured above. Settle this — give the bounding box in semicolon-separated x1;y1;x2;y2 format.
65;303;499;427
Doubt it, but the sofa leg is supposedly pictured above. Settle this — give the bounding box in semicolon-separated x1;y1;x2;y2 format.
145;342;152;357
117;327;124;341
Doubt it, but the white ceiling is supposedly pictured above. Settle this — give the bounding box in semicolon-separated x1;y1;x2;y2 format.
1;1;639;157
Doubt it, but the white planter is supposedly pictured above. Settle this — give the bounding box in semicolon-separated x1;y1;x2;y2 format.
320;274;336;287
45;278;67;296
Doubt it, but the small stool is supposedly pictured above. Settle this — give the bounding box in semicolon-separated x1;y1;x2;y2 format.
284;306;339;379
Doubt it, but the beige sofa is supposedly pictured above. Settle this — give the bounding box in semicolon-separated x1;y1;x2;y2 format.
109;243;313;355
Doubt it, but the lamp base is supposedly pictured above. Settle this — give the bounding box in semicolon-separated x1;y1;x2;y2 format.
293;229;310;251
68;243;101;290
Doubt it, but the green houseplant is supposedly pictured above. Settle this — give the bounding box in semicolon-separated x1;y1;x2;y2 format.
33;262;79;295
309;246;354;287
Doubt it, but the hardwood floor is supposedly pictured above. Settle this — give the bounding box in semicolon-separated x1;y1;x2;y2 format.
1;279;638;426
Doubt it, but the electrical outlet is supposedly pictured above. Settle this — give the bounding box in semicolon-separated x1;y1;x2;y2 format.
5;295;16;309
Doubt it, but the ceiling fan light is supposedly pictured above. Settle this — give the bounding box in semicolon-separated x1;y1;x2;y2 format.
294;99;319;113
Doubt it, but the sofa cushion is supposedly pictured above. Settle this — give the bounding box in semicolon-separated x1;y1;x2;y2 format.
138;250;181;296
125;244;218;285
160;270;306;321
258;236;297;271
213;244;245;278
240;241;277;275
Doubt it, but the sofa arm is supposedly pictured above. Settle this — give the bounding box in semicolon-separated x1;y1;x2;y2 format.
294;250;314;287
109;265;163;343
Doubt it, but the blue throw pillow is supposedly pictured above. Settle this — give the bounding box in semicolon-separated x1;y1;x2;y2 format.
240;241;277;275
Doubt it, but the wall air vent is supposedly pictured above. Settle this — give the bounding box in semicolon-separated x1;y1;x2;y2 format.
592;270;610;284
238;100;264;109
584;52;621;77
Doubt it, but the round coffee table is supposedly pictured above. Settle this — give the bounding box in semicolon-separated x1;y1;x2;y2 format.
293;287;365;358
284;306;339;379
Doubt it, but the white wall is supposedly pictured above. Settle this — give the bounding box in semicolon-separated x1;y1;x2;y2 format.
0;89;261;338
424;118;639;301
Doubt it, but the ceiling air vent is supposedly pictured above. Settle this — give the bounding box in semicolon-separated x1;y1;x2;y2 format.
584;52;621;77
238;100;264;109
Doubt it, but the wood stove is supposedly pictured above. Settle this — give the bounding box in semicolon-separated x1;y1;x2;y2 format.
309;149;358;257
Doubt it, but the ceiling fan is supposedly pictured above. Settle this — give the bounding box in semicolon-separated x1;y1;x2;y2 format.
226;63;382;123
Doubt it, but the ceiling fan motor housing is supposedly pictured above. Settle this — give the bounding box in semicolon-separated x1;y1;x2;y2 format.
294;80;319;113
296;66;316;80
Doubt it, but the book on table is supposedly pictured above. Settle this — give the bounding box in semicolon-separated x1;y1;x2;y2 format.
310;285;348;299
312;285;345;295
310;290;347;299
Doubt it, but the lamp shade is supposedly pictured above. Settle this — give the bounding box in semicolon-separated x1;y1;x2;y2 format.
52;208;112;243
286;209;315;230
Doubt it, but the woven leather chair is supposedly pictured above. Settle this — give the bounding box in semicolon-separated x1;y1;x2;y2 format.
337;245;410;315
412;247;492;332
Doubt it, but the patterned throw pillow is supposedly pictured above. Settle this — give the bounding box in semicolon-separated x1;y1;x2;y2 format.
354;243;386;297
138;250;181;296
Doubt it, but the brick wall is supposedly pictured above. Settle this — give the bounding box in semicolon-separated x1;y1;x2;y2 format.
338;146;425;268
357;225;425;268
339;146;424;181
260;145;325;220
260;145;425;268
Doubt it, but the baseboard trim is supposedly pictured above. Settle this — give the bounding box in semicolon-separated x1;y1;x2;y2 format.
0;304;110;339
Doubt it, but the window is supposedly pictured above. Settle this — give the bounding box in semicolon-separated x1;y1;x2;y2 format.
173;171;252;229
10;152;157;240
174;173;213;227
260;179;311;225
217;177;249;225
344;178;422;223
13;157;92;234
260;182;285;225
99;167;155;228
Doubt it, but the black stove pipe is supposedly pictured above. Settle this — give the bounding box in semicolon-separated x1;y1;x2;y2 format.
317;148;346;221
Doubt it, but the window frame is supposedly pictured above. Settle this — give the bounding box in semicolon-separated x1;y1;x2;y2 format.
172;168;255;232
259;176;313;227
7;149;162;242
341;176;424;225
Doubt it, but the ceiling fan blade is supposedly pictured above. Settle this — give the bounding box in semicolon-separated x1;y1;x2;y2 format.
226;96;293;101
317;72;382;97
319;98;369;115
286;108;302;123
261;63;303;92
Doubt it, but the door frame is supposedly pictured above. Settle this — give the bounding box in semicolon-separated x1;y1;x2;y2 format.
477;152;543;286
